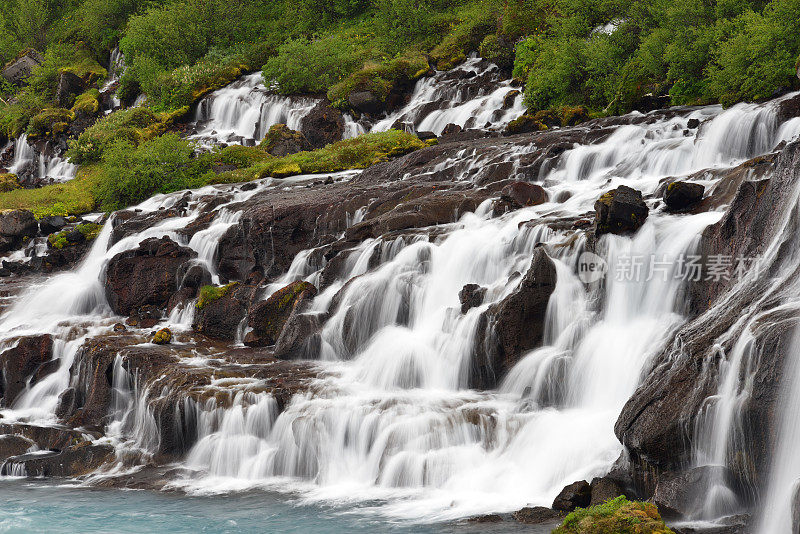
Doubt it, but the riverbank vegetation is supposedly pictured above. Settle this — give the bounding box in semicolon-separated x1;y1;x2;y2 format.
1;0;799;218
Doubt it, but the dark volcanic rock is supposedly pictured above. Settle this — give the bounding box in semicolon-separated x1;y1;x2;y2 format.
652;466;733;520
6;442;115;477
273;311;323;360
471;248;557;389
552;480;592;511
55;71;85;108
459;284;487;314
245;281;317;347
594;185;648;236
39;215;68;234
0;335;54;406
590;476;625;506
348;91;382;116
0;209;37;252
299;101;344;148
664;181;705;211
512;506;565;524
104;237;195;315
192;283;253;341
0;434;35;462
260;124;311;157
501;181;549;208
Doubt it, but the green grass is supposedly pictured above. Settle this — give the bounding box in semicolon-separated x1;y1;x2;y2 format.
214;130;430;183
47;222;103;247
554;497;675;534
0;164;102;218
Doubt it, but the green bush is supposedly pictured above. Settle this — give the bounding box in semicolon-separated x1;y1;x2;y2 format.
95;134;210;211
328;53;429;108
26;107;74;138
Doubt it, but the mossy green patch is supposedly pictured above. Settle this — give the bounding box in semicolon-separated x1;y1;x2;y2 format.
71;89;100;115
0;164;103;217
197;282;239;309
0;173;20;193
152;328;172;344
27;107;75;138
217;145;273;168
553;496;675;534
328;53;430;110
429;5;496;70
214;130;426;183
47;222;103;249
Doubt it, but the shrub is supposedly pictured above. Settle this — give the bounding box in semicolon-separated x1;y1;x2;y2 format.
554;496;675;534
328;53;429;108
71;89;100;114
26;107;74;138
95;134;210;211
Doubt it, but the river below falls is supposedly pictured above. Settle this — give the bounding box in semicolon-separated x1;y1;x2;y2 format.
0;479;555;534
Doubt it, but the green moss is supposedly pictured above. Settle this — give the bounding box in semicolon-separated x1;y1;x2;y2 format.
197;282;239;309
429;6;496;70
71;89;100;115
212;130;426;183
66;106;189;163
152;328;172;344
258;124;307;154
554;497;674;534
47;222;103;249
328;53;430;109
217;145;273;168
0;164;102;217
26;107;75;138
0;173;20;193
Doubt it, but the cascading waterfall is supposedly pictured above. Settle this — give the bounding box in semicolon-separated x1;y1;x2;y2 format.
371;56;525;135
6;133;77;184
191;73;319;147
2;74;800;526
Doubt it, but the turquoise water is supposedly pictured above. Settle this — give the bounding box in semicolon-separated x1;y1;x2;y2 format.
0;480;549;533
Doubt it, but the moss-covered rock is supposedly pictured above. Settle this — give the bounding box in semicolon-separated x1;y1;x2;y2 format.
0;173;20;193
196;282;239;310
26;107;75;138
70;89;100;115
430;8;496;70
553;496;675;534
258;124;310;157
505;114;548;135
152;328;172;345
47;222;102;249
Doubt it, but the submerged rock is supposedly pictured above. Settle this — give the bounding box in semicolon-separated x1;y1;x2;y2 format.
512;506;565;524
594;185;649;236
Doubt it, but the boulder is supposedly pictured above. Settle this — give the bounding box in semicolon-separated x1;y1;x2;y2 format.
259;124;311;157
664;181;705;211
512;506;565;524
273;311;323;360
244;281;318;347
552;480;592;511
192;283;248;341
104;237;195;316
5;442;115;477
594;185;649;236
441;123;463;137
0;209;38;252
1;49;43;84
459;283;486;314
471;248;557;388
55;71;85;108
651;466;733;520
348;90;383;116
178;263;211;291
152;328;172;345
39;215;68;235
299;101;344;149
590;476;626;506
496;181;549;213
0;435;35;462
0;335;54;406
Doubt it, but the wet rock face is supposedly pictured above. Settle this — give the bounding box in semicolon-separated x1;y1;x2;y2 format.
5;443;115;477
512;506;565;524
459;284;486;314
493;181;549;215
594;185;649;236
0;335;55;406
104;236;195;316
651;466;734;520
552;480;592;511
664;181;705;211
0;435;35;462
192;283;253;341
590;476;626;506
299;101;344;148
245;281;318;347
0;209;37;253
471;248;557;389
260;124;311;157
348;91;382;116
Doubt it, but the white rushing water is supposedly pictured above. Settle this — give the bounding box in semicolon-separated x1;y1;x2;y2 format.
191;73;319;147
6;133;77;183
2;77;800;526
371;56;524;135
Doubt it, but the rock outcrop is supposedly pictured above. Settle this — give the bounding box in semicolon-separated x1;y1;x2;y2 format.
0;335;55;406
594;185;649;236
471;248;557;388
244;281;317;347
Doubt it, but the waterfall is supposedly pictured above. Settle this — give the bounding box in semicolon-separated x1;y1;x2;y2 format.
191;73;318;147
6;133;77;184
371;56;525;135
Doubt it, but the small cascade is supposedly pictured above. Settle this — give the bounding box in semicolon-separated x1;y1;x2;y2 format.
372;56;524;135
106;355;160;455
5;133;77;184
99;46;126;112
192;73;318;147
